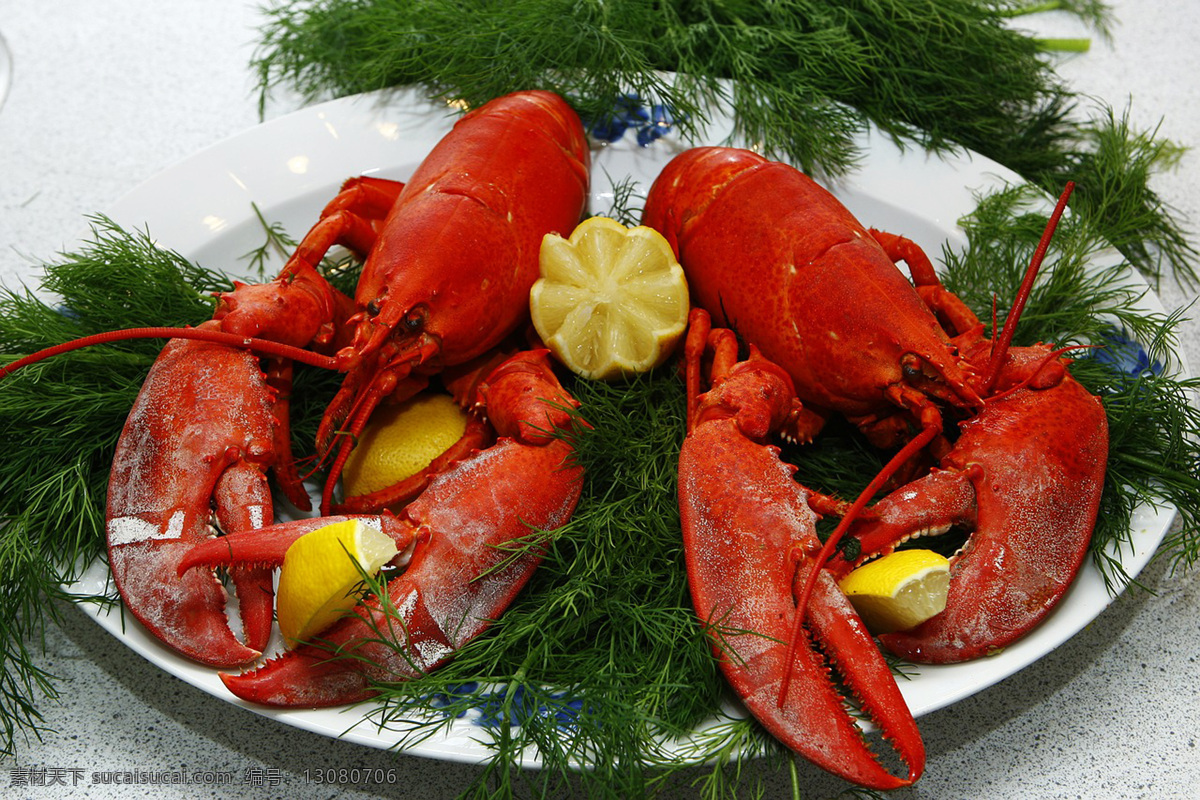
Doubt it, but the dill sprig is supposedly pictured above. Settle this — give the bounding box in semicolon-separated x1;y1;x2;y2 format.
251;0;1196;285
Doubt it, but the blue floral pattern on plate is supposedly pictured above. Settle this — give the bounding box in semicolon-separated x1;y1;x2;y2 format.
427;682;584;731
588;94;681;146
1092;326;1163;378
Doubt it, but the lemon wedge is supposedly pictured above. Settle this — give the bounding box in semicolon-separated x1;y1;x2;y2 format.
530;216;689;380
276;519;399;647
838;549;951;635
342;393;468;499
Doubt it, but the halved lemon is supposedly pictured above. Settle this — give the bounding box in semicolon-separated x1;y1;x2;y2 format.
838;549;951;634
342;393;469;499
530;216;689;380
275;519;399;647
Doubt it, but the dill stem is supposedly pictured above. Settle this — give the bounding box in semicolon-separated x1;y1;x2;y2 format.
1116;452;1197;487
1037;37;1092;53
1003;1;1068;15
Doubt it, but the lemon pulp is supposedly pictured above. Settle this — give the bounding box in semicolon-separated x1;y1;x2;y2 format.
342;393;468;498
530;216;689;380
275;518;399;647
838;549;951;634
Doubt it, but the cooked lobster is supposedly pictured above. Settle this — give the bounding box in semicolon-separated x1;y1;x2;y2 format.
0;90;591;670
645;145;1106;784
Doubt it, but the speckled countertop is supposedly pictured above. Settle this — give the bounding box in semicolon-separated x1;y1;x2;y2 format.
0;2;1198;798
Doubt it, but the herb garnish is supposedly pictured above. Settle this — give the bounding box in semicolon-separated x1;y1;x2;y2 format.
0;218;228;752
252;0;1195;286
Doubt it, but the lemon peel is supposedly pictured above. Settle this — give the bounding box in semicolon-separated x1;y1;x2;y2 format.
838;549;951;634
276;519;399;647
530;216;689;380
342;393;468;499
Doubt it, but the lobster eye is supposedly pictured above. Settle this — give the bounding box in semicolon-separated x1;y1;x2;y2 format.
366;300;382;317
403;305;428;332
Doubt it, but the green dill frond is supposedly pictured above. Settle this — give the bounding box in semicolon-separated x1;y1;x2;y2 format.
243;201;300;279
252;0;1194;284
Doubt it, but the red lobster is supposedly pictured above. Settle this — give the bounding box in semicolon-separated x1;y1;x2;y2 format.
311;91;590;515
2;90;590;670
645;146;1107;782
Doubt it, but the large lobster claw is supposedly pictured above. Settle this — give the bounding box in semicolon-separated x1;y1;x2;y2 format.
105;337;283;667
678;310;924;790
102;261;354;668
211;349;584;707
833;342;1108;663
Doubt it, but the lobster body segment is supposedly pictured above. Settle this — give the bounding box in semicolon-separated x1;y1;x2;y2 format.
678;310;924;790
352;92;591;363
643;146;979;440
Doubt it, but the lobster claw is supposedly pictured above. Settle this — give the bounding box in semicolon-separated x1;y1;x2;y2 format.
679;310;924;789
680;417;925;789
217;350;585;707
105;338;288;667
837;343;1108;663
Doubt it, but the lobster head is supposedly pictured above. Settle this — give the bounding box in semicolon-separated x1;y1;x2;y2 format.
343;89;592;376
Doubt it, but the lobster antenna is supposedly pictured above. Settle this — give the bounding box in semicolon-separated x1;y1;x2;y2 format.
981;181;1075;394
776;423;939;708
0;326;346;379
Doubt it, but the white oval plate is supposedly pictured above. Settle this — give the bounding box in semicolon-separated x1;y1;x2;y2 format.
67;86;1176;765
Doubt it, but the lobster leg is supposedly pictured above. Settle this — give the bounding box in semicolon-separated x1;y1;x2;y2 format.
679;310;923;790
870;228;985;337
218;350;584;707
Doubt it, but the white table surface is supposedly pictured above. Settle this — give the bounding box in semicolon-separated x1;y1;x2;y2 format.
1;2;1198;798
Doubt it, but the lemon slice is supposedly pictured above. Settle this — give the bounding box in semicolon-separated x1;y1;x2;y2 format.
530;216;689;380
276;519;399;647
838;549;951;634
342;393;468;498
